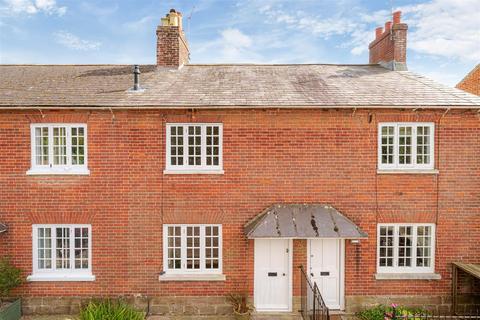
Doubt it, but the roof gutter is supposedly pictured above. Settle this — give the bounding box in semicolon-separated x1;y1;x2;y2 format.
0;105;479;110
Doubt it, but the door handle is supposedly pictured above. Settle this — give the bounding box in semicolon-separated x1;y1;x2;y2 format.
310;273;314;277
282;273;286;276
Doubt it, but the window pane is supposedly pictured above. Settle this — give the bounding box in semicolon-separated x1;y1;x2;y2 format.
74;227;89;269
398;226;412;267
379;226;394;267
398;126;412;165
35;127;49;165
53;127;67;165
167;226;182;270
186;226;201;269
416;126;431;165
37;228;52;269
205;226;220;270
206;126;220;166
71;127;85;165
187;126;202;166
416;226;432;267
380;126;395;165
56;227;70;269
169;126;184;166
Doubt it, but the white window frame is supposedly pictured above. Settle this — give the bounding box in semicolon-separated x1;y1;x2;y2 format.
378;123;435;171
165;123;223;174
28;224;95;281
28;123;89;175
377;223;435;274
162;224;223;275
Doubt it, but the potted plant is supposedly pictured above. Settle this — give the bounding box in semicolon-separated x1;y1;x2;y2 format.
227;293;255;320
0;258;23;320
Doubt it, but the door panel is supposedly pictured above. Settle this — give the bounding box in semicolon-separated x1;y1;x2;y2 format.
254;239;291;311
309;239;341;309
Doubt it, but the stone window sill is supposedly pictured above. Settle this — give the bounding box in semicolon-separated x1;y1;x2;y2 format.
159;273;226;282
375;273;441;280
27;273;95;282
377;169;439;175
27;168;90;176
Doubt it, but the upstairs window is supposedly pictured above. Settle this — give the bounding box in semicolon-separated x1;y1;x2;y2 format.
377;224;435;274
29;224;94;281
378;123;434;170
165;123;223;173
28;124;89;175
163;224;222;274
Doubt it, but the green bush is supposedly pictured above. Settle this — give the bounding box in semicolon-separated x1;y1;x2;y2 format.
357;304;428;320
79;300;144;320
0;257;23;299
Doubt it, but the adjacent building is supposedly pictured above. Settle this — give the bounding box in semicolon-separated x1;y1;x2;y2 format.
457;64;480;96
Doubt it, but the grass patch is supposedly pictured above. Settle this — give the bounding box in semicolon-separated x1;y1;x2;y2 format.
79;300;144;320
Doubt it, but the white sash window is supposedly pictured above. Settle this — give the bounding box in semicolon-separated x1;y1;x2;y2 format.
28;124;89;175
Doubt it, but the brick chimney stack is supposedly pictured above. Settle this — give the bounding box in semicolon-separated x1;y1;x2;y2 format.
369;11;408;71
156;9;190;68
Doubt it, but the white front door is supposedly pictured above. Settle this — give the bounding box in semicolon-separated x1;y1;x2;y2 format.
308;239;344;310
254;239;292;312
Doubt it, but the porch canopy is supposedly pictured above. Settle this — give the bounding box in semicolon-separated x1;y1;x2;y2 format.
245;204;367;239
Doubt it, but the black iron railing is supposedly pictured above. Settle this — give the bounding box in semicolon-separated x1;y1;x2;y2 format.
299;266;330;320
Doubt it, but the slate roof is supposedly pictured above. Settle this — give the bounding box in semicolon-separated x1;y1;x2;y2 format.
245;204;368;239
1;64;480;108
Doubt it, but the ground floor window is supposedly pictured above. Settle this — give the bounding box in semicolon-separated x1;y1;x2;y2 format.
29;224;94;281
377;223;435;273
163;224;222;274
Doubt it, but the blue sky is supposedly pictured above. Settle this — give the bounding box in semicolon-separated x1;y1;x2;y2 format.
0;0;478;86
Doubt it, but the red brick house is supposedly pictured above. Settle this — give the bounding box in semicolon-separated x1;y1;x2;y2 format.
457;64;480;96
1;9;479;316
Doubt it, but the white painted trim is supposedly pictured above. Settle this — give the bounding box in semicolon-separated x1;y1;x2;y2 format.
254;239;293;313
165;123;223;173
162;224;223;275
378;122;435;171
307;239;345;311
29;123;89;175
340;239;345;310
31;224;94;281
159;273;226;281
376;223;436;274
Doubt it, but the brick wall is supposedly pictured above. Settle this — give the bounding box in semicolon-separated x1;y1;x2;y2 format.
456;65;480;96
0;108;478;305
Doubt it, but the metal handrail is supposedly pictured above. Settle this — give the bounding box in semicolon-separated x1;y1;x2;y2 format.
299;266;330;320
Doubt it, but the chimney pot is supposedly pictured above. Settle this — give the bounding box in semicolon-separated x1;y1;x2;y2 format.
385;21;392;32
393;11;401;24
157;9;190;68
369;14;408;70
